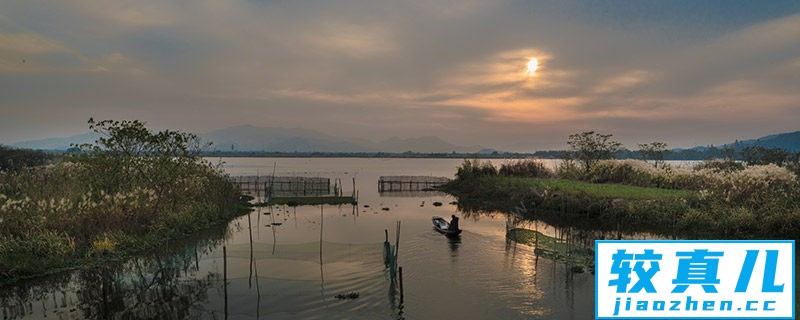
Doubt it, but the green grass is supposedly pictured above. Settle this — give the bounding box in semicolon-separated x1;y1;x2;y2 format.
491;176;697;200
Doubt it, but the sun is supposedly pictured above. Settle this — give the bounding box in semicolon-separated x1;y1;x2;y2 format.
526;58;539;75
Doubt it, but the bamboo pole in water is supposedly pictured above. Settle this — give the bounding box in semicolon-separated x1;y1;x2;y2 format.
223;245;228;320
394;221;401;276
399;266;404;303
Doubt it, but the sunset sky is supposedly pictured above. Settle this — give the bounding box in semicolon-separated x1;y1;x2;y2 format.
1;1;799;151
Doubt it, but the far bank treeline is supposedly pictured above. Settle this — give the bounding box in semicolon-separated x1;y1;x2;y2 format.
441;131;800;240
0;119;247;284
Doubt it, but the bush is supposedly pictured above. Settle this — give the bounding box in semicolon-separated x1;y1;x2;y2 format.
0;145;54;172
0;119;243;282
568;159;704;190
556;160;583;180
700;164;796;210
499;159;552;178
585;160;667;187
694;159;744;173
456;159;497;180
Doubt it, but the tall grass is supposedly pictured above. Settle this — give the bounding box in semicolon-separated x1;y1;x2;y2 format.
455;159;497;180
0;161;242;282
0;120;246;283
447;157;800;239
498;159;553;178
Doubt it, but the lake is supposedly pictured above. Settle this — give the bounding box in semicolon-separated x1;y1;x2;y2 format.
1;158;600;319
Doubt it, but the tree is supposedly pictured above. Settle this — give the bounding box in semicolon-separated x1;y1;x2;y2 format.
741;146;791;166
638;142;668;168
0;145;53;171
566;131;622;171
71;119;212;222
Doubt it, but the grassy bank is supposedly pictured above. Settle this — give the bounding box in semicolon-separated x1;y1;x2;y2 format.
0;120;247;285
486;176;695;200
443;159;800;239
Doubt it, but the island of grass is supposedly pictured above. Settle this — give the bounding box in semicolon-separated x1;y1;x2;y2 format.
442;158;800;241
0;120;248;285
478;176;696;200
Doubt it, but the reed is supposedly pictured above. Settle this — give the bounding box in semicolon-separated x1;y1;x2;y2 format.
0;120;247;284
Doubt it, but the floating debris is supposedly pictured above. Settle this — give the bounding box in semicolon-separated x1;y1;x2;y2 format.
272;222;282;226
363;204;370;208
334;292;360;300
432;202;443;206
381;207;390;211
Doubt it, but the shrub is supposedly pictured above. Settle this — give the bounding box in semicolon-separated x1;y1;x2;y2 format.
455;159;497;180
574;160;706;190
694;159;744;173
0;119;243;281
701;164;796;210
584;160;667;187
556;159;583;180
91;233;118;255
0;145;54;172
499;159;552;178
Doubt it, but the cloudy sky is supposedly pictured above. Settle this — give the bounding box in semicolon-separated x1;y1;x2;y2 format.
1;0;799;151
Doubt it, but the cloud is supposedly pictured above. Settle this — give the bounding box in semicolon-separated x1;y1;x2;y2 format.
0;0;798;150
0;33;67;54
592;70;650;94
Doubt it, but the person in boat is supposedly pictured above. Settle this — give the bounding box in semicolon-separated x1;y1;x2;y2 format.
448;214;460;232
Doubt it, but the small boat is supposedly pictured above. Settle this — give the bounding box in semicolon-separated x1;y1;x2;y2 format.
432;216;461;236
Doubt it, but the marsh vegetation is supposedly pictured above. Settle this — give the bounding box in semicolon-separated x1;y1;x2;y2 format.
444;132;800;240
0;119;245;284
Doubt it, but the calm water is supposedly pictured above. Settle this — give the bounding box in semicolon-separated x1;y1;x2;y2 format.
1;158;598;319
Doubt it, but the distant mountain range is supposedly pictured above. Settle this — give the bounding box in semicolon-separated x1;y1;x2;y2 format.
726;131;800;152
10;124;488;153
9;125;799;155
10;132;98;150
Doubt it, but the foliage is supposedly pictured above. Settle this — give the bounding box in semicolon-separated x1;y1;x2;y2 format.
694;159;744;173
445;170;800;239
740;146;793;166
446;175;694;202
498;159;553;178
0;119;244;283
0;146;54;172
698;164;797;211
565;131;622;171
638;142;668;168
555;159;583;180
455;159;497;180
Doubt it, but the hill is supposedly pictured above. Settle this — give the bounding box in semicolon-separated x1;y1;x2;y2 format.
11;125;485;153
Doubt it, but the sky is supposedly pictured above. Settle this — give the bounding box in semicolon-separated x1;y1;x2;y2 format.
1;0;799;151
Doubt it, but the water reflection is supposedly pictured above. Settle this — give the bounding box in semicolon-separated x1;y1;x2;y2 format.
0;225;228;319
1;158;608;320
447;235;461;257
